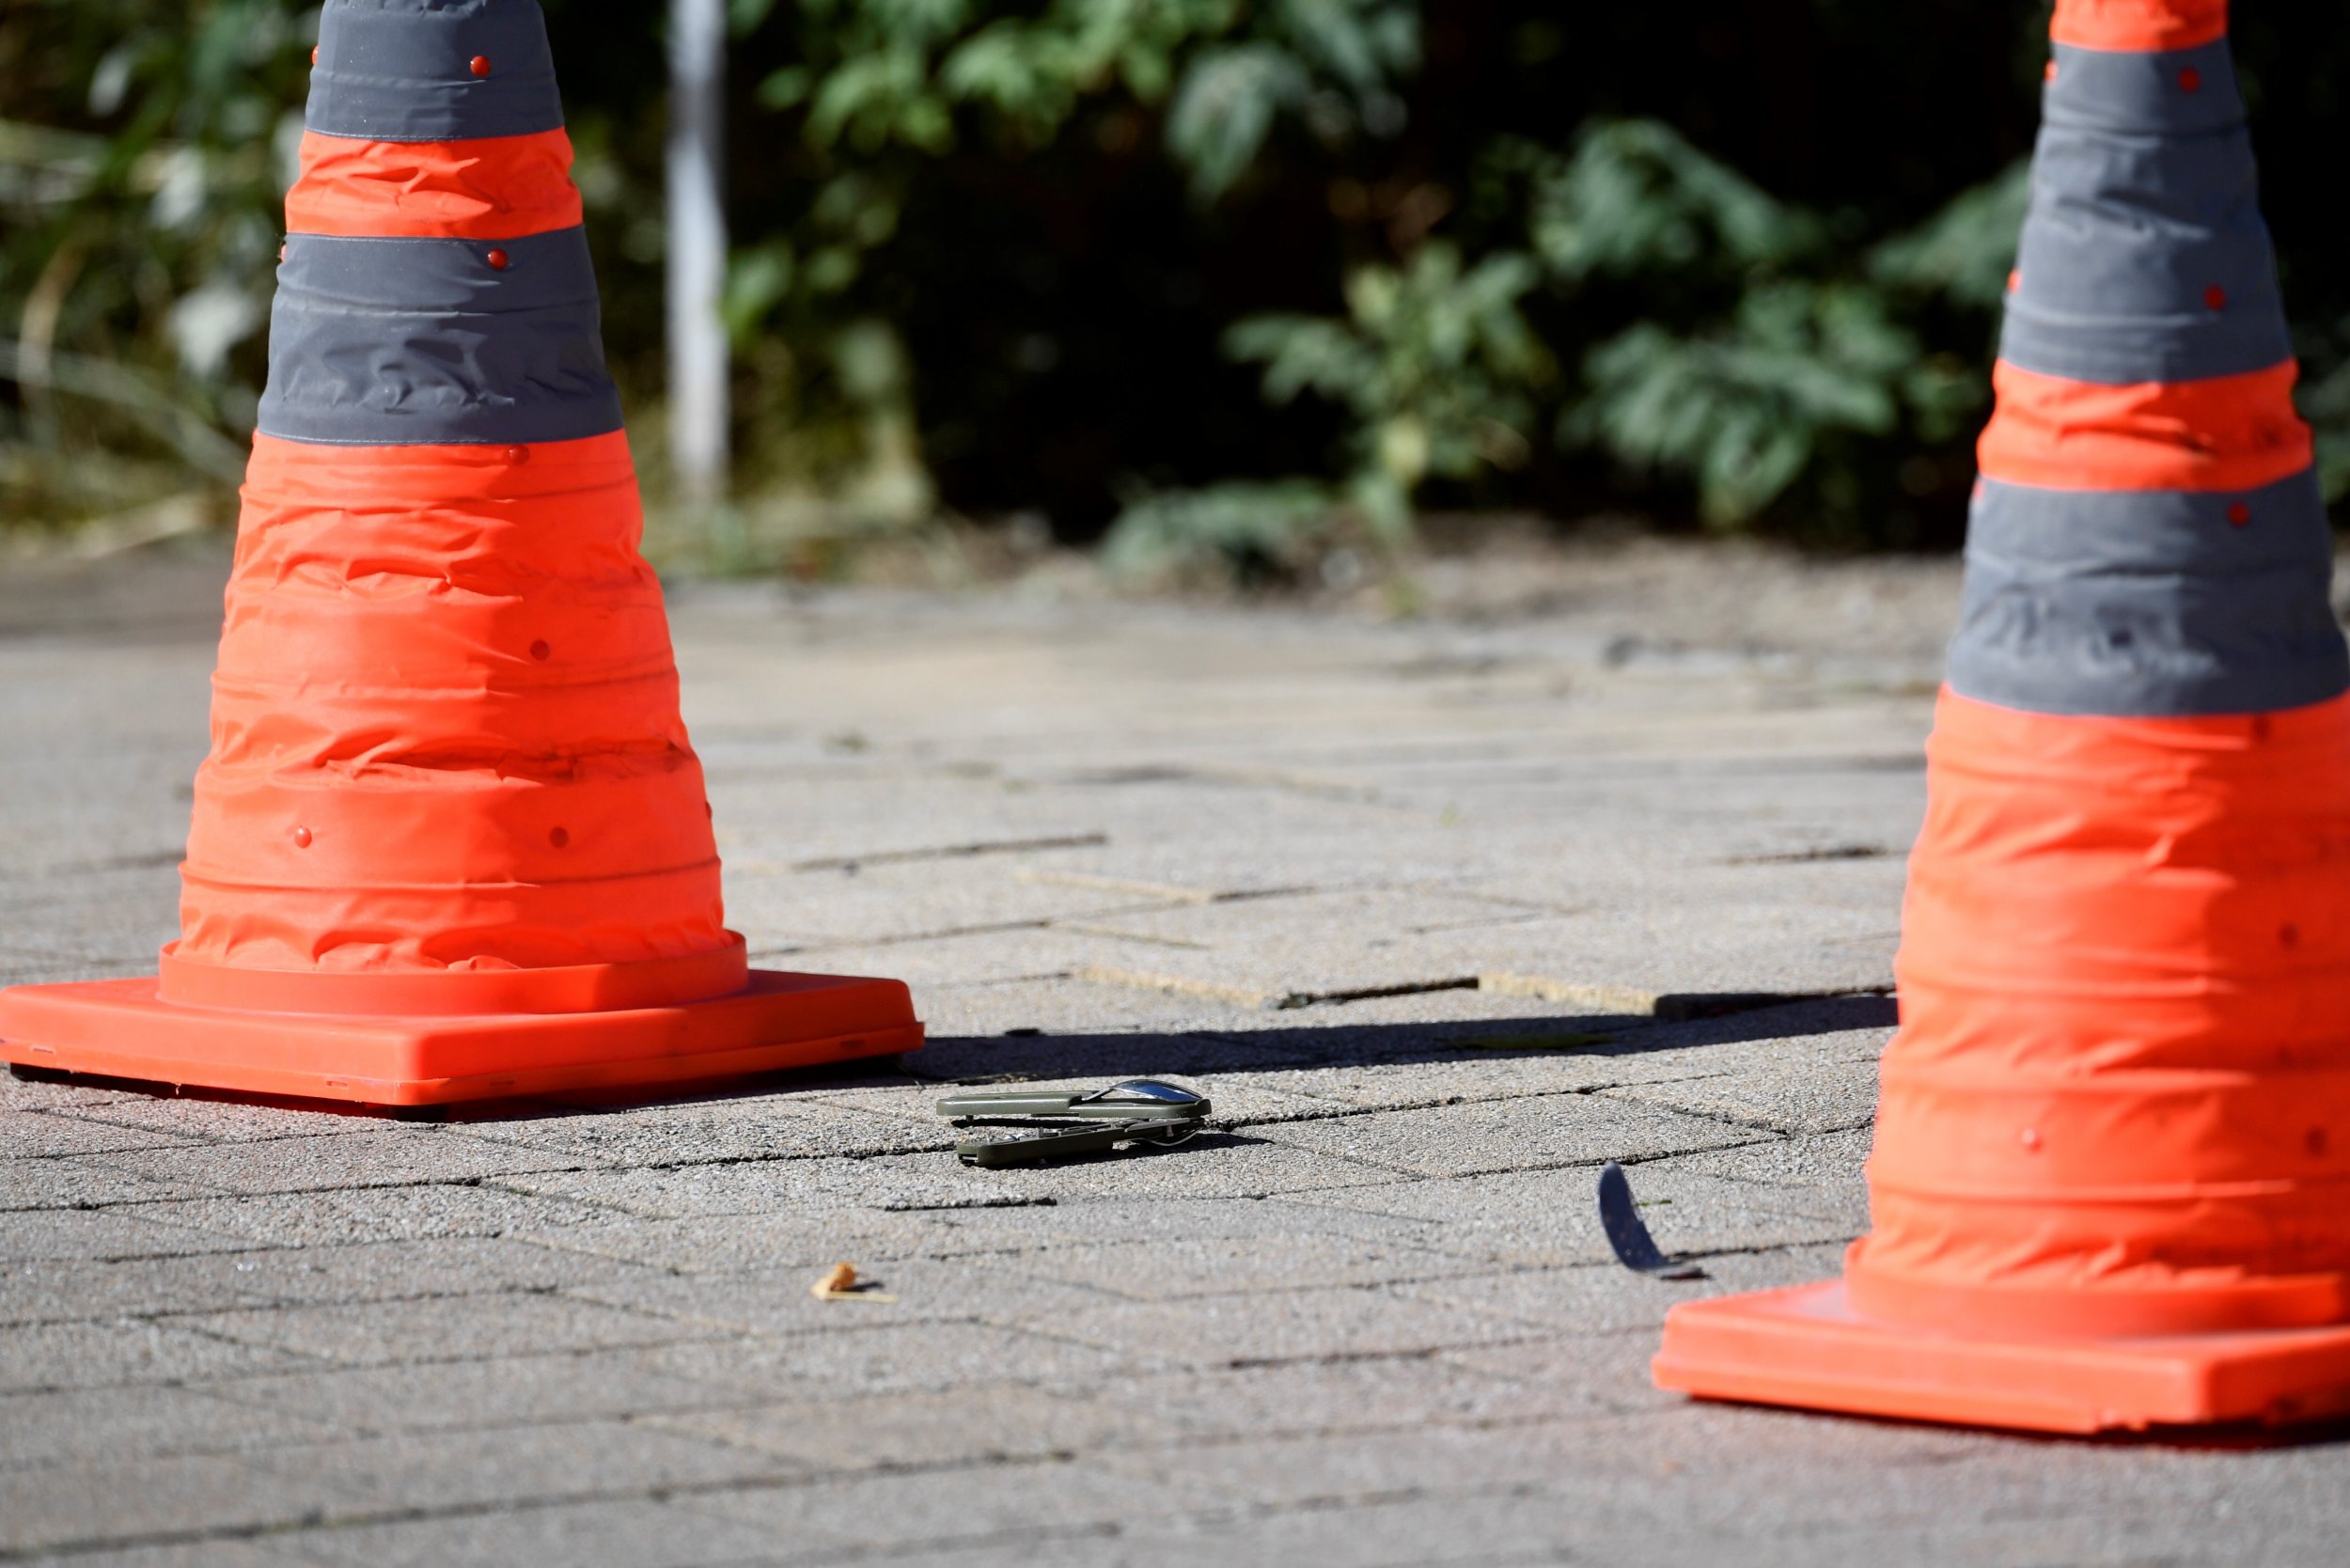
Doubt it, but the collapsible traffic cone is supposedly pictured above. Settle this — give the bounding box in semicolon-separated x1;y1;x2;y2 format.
0;0;921;1106
1653;0;2350;1433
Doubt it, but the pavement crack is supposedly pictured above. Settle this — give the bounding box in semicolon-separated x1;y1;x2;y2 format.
1273;978;1484;1011
1014;869;1324;906
753;899;1209;955
786;833;1109;872
1216;1339;1548;1373
1724;842;1891;866
1049;923;1214;950
1679;1234;1863;1266
1067;966;1485;1011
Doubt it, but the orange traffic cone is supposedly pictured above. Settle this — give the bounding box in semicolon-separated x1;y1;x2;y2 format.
0;0;921;1107
1653;0;2350;1434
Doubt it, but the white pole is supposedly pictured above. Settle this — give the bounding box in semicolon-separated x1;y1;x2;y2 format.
666;0;729;506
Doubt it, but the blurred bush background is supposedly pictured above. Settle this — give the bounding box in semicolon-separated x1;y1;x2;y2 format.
6;1;2350;581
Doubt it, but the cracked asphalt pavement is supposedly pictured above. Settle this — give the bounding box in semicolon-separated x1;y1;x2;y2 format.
3;545;2343;1566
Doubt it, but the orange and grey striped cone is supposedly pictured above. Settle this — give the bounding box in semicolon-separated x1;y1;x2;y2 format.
1652;0;2350;1434
0;0;922;1106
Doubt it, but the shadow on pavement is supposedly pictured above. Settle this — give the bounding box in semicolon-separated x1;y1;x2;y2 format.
902;991;1898;1086
11;990;1894;1120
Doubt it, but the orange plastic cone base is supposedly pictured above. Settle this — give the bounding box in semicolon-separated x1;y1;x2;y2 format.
0;969;920;1107
1653;1280;2350;1435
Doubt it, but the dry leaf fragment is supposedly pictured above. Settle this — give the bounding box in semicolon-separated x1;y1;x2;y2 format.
811;1262;896;1303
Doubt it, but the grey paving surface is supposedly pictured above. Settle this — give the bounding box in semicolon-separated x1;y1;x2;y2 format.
2;545;2343;1564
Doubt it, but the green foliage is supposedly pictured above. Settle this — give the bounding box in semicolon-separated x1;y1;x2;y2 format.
16;0;2350;572
1106;237;1559;582
1517;119;1824;279
1130;117;2014;563
2296;323;2350;507
2;0;312;524
752;0;1412;183
1169;1;1415;201
718;0;1421;536
1522;119;2009;533
1222;243;1550;537
1573;285;1908;529
721;0;1418;353
1099;478;1339;584
1104;234;1552;583
1869;160;2033;309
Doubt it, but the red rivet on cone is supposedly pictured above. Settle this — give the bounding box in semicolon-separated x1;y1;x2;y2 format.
0;0;923;1110
1652;0;2350;1436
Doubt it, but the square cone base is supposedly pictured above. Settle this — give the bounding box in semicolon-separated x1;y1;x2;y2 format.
1654;1280;2350;1435
0;970;923;1107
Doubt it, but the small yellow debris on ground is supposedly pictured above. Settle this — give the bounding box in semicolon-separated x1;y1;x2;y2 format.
811;1262;895;1302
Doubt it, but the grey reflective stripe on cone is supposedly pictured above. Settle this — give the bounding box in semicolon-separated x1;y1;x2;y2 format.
309;0;562;143
2046;39;2244;135
1946;471;2350;718
1998;125;2290;384
258;228;623;447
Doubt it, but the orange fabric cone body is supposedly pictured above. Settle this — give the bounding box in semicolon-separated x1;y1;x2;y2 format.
0;0;920;1105
1653;0;2350;1433
181;433;730;982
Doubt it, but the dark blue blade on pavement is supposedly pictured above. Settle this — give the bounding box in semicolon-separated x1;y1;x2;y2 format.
1598;1161;1707;1280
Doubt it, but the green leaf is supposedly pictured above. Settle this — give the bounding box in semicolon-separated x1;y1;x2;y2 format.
722;242;794;345
1528;118;1822;284
1101;479;1338;580
728;0;778;36
1226;313;1380;409
757;67;812;111
1266;0;1419;94
1225;243;1547;519
1167;43;1309;201
940;23;1082;140
1568;281;1920;526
